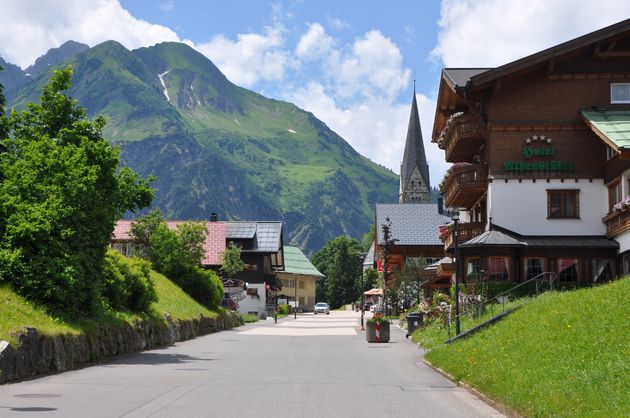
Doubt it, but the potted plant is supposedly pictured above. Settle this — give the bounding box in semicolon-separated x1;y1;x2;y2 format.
366;315;390;343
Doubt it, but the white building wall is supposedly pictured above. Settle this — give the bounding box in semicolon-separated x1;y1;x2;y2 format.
615;231;630;254
237;283;267;318
488;179;607;235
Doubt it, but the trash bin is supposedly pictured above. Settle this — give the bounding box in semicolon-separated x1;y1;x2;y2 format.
405;312;424;338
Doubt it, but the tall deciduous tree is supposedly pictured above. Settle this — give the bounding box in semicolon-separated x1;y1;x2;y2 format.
380;217;399;314
312;235;363;309
131;210;206;278
0;65;7;139
0;67;153;316
220;241;248;280
130;210;223;309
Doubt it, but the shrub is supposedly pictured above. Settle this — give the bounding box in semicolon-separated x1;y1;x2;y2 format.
277;304;289;315
102;250;157;313
175;267;223;309
432;292;451;306
367;316;390;324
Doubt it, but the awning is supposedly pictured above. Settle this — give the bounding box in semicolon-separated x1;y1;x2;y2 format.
364;288;383;296
460;230;527;248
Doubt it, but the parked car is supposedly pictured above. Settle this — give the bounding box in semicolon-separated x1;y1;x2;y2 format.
314;302;330;315
363;302;373;311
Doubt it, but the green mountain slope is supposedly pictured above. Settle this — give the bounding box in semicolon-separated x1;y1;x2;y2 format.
25;40;89;78
5;41;398;255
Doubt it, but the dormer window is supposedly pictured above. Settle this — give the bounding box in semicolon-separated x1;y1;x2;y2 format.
611;83;630;104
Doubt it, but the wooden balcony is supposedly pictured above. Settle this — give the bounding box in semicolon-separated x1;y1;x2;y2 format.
441;222;486;250
441;164;488;209
604;207;630;238
436;262;455;278
438;114;484;163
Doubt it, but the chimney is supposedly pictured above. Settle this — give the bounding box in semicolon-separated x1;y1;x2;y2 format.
437;197;444;215
210;213;218;222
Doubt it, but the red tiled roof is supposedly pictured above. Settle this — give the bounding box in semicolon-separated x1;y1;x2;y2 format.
112;220;226;266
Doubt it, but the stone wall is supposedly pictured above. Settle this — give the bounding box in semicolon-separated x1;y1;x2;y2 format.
0;311;242;384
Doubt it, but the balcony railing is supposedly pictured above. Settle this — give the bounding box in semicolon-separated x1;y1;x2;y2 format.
438;114;484;163
604;207;630;238
441;222;486;250
441;164;488;209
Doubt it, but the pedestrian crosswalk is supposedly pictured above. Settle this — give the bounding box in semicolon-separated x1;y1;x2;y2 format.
238;312;360;336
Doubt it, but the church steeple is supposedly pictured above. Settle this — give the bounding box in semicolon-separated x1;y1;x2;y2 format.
399;85;431;203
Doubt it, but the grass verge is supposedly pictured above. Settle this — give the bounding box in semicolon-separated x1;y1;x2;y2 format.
239;313;259;323
411;299;525;350
415;279;630;417
0;269;219;346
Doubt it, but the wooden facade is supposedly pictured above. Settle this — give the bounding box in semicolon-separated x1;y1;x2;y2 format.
433;20;630;285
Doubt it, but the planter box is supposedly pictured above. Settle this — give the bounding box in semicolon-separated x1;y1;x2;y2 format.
366;321;390;343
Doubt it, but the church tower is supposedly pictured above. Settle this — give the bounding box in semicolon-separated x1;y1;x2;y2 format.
399;86;431;203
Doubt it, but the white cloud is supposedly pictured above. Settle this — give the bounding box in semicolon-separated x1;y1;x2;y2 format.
295;23;334;59
0;1;434;180
160;0;175;12
333;30;411;100
433;0;629;67
287;82;449;185
0;0;181;68
327;16;348;31
196;26;288;87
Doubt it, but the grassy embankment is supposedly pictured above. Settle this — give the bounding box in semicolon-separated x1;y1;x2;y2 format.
413;279;629;417
0;268;218;346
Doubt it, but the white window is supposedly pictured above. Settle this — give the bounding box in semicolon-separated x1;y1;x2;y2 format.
611;83;630;104
606;145;617;161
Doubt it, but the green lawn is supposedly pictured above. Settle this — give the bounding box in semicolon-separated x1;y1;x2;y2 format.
0;269;218;346
417;279;630;417
411;299;526;350
239;313;259;323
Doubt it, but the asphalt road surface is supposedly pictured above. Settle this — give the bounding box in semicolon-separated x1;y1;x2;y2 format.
0;311;503;418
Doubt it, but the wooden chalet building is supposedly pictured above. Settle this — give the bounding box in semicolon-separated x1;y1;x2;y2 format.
226;221;285;317
111;218;285;317
433;19;630;286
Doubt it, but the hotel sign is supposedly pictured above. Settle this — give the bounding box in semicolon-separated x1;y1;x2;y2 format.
503;135;575;173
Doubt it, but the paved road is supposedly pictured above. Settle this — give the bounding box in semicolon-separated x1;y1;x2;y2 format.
0;311;503;417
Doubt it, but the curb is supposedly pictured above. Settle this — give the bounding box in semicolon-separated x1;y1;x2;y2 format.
421;359;523;418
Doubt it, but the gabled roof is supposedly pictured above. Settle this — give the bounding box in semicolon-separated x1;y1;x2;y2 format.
376;203;451;246
226;222;257;238
400;92;430;196
281;246;324;277
226;221;283;253
443;68;490;90
363;242;375;267
112;220;226;265
469;18;630;88
581;109;630;150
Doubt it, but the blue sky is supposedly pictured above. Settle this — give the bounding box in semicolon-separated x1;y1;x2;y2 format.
0;0;627;186
120;0;443;95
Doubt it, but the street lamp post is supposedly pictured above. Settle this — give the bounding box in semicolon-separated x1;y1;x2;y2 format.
452;210;461;336
360;270;365;330
293;273;297;319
